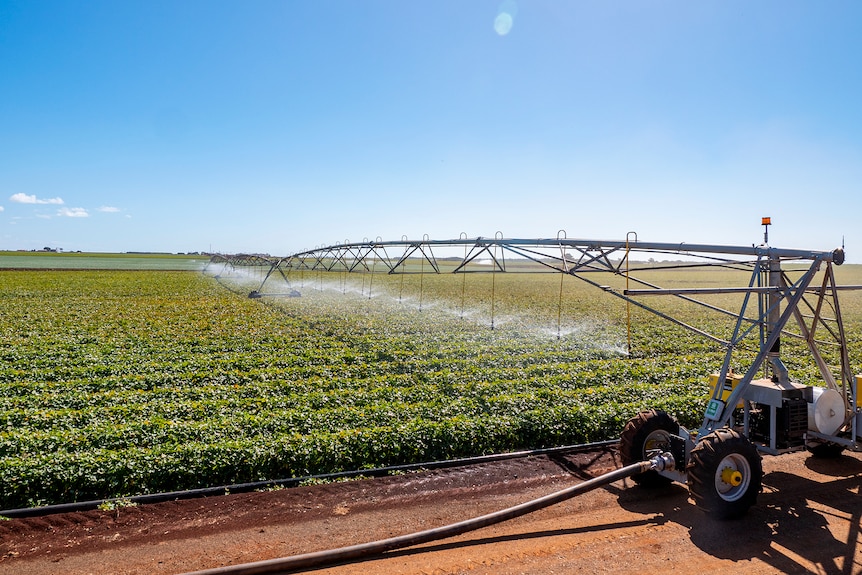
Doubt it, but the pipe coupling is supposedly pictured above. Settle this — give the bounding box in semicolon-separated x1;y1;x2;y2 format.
650;451;676;473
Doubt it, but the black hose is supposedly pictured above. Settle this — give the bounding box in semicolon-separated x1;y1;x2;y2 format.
179;453;672;575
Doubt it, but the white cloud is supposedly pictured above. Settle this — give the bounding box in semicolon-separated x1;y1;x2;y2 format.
10;193;64;205
58;207;89;218
97;206;121;213
0;206;4;212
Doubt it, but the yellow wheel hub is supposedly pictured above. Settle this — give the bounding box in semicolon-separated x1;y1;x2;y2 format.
721;466;743;487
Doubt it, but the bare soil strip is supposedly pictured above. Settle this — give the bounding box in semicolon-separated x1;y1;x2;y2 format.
1;446;860;575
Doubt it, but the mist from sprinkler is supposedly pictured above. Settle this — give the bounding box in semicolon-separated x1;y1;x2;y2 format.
238;273;628;355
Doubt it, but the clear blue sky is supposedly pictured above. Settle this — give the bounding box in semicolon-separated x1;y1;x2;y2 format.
2;1;861;260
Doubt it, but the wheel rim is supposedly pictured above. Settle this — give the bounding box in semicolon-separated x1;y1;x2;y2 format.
643;429;671;457
713;453;751;502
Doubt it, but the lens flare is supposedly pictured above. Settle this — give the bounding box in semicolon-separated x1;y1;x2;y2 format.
494;0;517;36
494;12;513;36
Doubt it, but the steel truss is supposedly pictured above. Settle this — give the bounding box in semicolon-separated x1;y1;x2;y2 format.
209;234;860;450
204;253;276;272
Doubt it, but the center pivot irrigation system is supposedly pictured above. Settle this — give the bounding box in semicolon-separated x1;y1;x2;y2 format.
210;219;862;521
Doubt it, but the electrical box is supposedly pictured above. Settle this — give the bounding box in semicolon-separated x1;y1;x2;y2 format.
750;397;808;450
743;378;810;453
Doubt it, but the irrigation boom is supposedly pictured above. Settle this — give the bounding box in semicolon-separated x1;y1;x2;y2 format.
223;234;843;275
209;222;862;519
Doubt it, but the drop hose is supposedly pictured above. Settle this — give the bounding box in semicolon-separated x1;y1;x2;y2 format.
180;452;675;575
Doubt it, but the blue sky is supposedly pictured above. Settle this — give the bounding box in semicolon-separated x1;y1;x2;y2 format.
1;1;861;260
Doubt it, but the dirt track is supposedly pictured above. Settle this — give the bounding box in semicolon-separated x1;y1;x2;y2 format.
2;445;861;575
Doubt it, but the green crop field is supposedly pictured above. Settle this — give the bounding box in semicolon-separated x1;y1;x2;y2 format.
2;262;862;509
0;251;207;270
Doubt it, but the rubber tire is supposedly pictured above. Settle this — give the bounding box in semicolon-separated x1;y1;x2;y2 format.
806;441;845;459
619;409;680;487
687;428;762;519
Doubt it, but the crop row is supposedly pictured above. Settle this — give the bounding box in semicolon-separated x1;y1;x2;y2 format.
0;376;704;452
1;393;705;508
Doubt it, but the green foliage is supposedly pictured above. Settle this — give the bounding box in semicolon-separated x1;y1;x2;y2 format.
3;265;862;509
97;498;137;511
0;252;206;270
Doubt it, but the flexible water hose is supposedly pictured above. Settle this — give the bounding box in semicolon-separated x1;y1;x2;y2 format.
180;452;674;575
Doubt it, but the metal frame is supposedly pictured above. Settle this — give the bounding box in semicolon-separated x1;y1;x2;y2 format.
210;233;860;454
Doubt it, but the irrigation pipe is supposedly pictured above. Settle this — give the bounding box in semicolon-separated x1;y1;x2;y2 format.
0;441;618;519
180;452;675;575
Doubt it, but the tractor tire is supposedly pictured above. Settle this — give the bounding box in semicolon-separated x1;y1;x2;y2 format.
619;409;680;487
687;428;762;519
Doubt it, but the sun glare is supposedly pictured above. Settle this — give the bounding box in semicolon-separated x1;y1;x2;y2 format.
494;12;513;36
494;0;517;36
